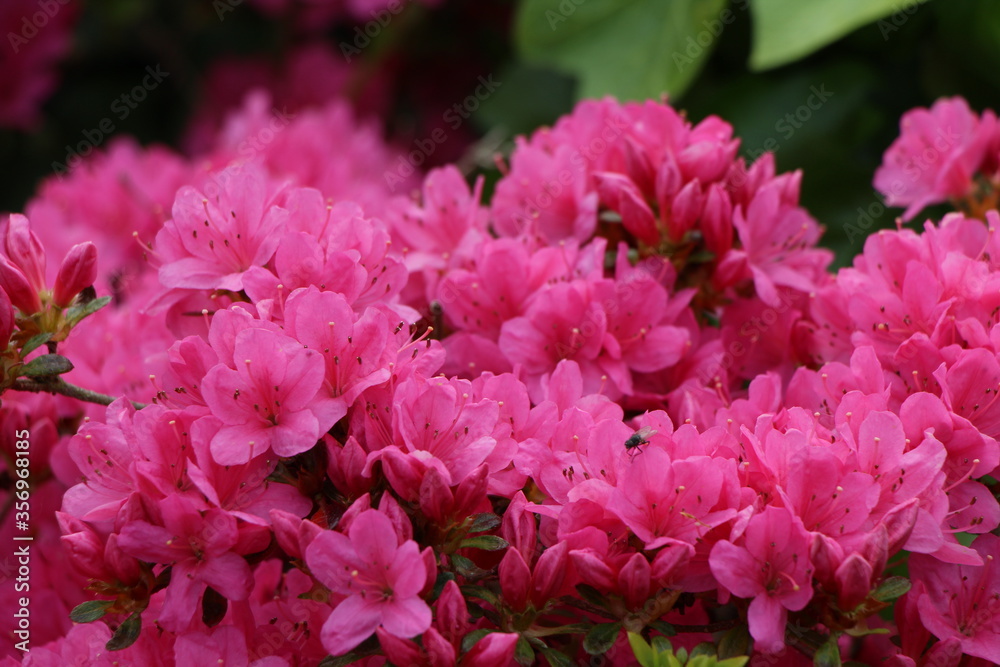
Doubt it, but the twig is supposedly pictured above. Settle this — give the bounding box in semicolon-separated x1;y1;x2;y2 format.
11;378;147;410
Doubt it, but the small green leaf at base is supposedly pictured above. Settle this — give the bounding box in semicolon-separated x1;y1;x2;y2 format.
872;576;911;602
70;599;113;623
583;622;622;655
20;354;74;378
106;612;142;651
814;637;843;667
459;535;509;551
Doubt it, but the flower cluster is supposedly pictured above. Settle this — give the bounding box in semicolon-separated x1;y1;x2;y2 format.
1;94;999;667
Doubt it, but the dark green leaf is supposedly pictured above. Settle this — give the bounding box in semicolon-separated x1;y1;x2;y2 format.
650;635;673;654
19;354;73;378
432;571;456;600
515;637;535;666
583;622;622;655
459;535;509;551
575;583;610;610
717;624;751;659
540;647;576;667
106;613;142;651
648;619;677;637
461;629;495;653
451;554;489;578
814;637;843;667
872;576;911;602
690;642;716;657
517;0;728;101
468;513;503;533
20;333;51;357
461;584;501;607
64;295;112;327
70;599;113;623
750;0;928;70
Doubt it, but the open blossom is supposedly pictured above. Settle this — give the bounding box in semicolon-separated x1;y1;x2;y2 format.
117;495;255;632
155;164;288;292
305;509;432;654
709;507;814;650
874;97;998;220
201;326;341;464
908;534;1000;661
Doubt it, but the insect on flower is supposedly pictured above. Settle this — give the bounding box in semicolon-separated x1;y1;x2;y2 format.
624;427;656;460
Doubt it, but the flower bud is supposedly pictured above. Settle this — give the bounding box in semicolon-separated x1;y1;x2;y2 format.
53;242;98;307
5;214;46;292
0;255;41;314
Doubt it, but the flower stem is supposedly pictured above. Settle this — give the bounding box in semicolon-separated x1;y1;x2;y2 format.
11;378;147;410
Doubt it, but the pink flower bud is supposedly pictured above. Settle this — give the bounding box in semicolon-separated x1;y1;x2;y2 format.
501;492;537;565
618;552;652;611
0;255;41;313
458;632;519;667
834;553;875;611
498;548;531;611
5;214;46;292
53;242;98;307
434;581;470;646
531;540;569;606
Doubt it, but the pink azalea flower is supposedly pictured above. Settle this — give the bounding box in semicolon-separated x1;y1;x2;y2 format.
305;509;432;655
909;534;1000;661
874;97;997;220
201;326;341;465
155;164;288;292
709;506;814;650
118;494;254;632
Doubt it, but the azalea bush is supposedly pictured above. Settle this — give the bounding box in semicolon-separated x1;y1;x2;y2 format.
0;89;999;666
3;1;1000;666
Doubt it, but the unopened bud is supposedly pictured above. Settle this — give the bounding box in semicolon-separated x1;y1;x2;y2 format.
53;242;98;307
0;255;41;314
5;214;46;291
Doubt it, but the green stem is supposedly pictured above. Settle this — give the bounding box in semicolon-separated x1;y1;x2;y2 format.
11;378;147;410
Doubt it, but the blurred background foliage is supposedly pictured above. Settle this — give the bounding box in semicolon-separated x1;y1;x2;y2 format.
3;0;1000;264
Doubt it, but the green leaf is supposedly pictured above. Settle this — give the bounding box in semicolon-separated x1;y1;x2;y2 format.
872;576;911;602
20;333;51;357
648;619;677;637
515;637;535;666
628;631;656;667
717;659;750;667
468;513;503;533
516;0;728;101
19;354;74;378
750;0;929;70
450;554;488;578
64;295;112;327
689;642;716;658
575;583;610;610
583;622;622;655
432;571;456;600
814;637;843;667
461;629;495;653
650;635;673;654
540;647;576;667
717;624;751;659
70;599;113;623
459;535;509;551
461;585;501;607
106;612;142;651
